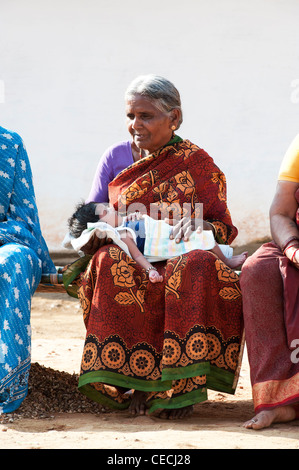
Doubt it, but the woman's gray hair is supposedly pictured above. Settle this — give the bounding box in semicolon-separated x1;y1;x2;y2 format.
125;74;183;129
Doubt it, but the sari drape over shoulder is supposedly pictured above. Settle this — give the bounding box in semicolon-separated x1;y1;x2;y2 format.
77;138;244;413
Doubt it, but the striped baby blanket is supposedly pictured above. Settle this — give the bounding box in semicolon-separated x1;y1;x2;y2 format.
143;215;232;262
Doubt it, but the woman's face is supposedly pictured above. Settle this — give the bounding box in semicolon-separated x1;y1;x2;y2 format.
126;94;178;154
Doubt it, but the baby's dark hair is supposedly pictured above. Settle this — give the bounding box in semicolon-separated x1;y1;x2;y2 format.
68;201;99;238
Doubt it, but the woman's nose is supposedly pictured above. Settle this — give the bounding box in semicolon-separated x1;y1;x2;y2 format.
132;117;142;130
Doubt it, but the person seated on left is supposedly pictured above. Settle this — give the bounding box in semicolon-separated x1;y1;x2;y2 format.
0;126;56;414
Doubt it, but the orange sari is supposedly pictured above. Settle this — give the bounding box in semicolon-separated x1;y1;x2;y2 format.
77;138;244;413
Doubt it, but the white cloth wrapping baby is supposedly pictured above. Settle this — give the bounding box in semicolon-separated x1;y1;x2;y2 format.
62;221;136;257
63;215;233;262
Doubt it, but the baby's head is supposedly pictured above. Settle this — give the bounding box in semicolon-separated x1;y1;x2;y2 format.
68;201;122;238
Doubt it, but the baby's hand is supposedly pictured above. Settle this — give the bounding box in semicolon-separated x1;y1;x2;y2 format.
149;269;163;283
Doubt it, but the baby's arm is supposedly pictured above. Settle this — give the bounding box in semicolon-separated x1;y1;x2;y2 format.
120;231;163;283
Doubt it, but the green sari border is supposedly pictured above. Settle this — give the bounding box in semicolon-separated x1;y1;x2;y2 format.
148;388;208;414
78;367;236;413
78;383;208;413
79;383;130;410
78;362;235;400
161;362;210;380
78;370;172;392
206;365;236;394
161;363;236;395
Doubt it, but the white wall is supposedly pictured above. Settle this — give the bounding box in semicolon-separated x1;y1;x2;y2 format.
0;0;298;250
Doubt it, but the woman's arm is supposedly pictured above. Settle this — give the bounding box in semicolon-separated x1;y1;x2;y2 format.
270;180;299;267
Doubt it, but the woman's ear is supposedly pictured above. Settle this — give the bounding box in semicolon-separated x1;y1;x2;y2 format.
170;109;181;130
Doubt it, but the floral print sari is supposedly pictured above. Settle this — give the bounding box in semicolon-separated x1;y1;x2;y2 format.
77;138;244;413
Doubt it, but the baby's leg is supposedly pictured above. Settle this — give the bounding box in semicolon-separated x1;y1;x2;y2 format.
210;244;248;269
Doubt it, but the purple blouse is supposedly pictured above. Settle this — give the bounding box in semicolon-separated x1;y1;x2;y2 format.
86;140;134;203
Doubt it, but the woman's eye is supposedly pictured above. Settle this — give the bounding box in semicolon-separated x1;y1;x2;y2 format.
127;113;153;121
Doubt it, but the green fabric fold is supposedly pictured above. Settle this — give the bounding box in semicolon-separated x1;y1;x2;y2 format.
62;255;92;298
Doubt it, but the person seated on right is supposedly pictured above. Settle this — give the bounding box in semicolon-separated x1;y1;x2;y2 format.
240;133;299;430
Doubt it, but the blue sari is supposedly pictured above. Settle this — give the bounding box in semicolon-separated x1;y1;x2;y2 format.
0;126;55;413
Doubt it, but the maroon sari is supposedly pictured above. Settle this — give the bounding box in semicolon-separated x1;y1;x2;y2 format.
240;191;299;415
77;139;244;413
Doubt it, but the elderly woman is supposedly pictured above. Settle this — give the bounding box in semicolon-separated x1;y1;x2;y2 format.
241;133;299;430
0;126;56;413
77;75;243;419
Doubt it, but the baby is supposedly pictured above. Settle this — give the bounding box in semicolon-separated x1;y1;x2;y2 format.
68;201;247;283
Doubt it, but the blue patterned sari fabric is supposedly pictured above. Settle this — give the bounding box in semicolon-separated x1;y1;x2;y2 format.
0;126;55;413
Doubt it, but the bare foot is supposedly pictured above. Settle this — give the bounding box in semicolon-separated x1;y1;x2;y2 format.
157;405;194;420
128;390;148;416
243;405;296;430
226;252;248;269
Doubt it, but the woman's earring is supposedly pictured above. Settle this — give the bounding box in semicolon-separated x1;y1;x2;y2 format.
171;125;176;131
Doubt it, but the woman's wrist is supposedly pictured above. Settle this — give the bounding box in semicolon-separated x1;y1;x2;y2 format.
206;221;216;237
284;244;299;262
282;234;299;264
281;236;299;253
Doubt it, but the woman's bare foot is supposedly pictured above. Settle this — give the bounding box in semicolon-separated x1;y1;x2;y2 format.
157;405;194;420
128;390;148;416
226;252;248;269
243;405;296;430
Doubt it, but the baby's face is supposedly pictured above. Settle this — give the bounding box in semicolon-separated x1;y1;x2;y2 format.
96;204;122;227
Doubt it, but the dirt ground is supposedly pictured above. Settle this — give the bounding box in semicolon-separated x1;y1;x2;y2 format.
0;244;298;450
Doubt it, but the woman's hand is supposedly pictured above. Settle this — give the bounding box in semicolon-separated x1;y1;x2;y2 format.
292;250;299;269
165;217;194;242
293;250;299;269
80;233;112;255
284;243;299;269
165;217;214;242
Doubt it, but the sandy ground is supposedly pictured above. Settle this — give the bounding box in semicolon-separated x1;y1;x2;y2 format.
0;293;297;450
0;244;298;450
